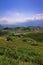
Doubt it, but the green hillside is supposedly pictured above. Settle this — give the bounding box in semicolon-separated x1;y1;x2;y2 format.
0;26;43;65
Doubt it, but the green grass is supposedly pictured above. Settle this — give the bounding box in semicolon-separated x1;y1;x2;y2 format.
0;28;43;65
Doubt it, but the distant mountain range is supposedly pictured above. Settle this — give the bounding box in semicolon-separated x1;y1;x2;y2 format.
0;20;43;29
0;25;3;29
14;20;43;27
11;20;43;27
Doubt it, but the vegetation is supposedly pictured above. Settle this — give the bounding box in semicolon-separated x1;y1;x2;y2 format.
0;26;43;65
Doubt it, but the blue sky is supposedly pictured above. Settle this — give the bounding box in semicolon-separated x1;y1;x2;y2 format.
0;0;43;24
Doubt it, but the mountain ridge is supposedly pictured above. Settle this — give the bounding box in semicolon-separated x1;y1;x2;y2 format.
0;20;43;29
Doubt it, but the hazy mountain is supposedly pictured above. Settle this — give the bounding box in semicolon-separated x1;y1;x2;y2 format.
12;20;43;27
0;20;43;28
22;20;43;26
0;25;3;29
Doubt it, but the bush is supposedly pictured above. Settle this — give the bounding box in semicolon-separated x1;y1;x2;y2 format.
20;54;30;62
22;39;27;42
6;36;13;41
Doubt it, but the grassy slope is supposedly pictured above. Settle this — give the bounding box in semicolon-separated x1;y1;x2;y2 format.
0;28;43;65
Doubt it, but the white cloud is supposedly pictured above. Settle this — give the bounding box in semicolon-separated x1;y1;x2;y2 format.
0;13;43;24
33;14;43;20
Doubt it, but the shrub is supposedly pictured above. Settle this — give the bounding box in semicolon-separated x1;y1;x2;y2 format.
22;39;27;42
6;36;13;41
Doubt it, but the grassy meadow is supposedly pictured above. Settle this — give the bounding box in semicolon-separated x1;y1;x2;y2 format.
0;26;43;65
